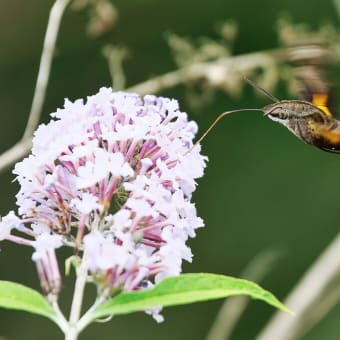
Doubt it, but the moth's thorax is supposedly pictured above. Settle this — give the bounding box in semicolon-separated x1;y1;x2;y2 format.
263;100;329;120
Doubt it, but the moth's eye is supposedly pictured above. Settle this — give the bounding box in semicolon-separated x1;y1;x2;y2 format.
272;107;283;115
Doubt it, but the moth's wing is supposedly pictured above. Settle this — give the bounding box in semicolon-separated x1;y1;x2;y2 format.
283;36;340;152
295;65;337;118
286;41;338;118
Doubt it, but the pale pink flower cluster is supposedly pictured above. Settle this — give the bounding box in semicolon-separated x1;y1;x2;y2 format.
0;88;207;309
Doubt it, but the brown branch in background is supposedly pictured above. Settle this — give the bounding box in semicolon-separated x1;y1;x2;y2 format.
256;232;340;340
127;50;282;95
102;45;129;90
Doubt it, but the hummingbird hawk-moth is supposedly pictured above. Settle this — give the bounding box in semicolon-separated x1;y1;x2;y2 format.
195;77;340;154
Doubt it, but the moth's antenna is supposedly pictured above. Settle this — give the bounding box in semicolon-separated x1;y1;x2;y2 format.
244;77;279;103
186;108;263;155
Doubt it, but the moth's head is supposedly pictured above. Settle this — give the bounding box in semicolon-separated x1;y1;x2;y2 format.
262;102;293;125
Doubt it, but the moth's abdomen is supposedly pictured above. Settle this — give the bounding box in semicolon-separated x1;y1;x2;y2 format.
308;121;340;153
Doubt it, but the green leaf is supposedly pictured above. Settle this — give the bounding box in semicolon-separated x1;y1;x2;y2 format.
93;273;291;319
0;281;56;321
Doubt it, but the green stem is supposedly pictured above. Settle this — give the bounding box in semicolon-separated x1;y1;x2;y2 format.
51;299;68;333
64;267;88;340
77;294;108;333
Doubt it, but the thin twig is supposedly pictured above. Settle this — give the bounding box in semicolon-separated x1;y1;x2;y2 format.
77;293;109;332
0;140;33;173
206;250;282;340
256;232;340;340
0;0;71;174
127;50;282;95
102;45;128;90
23;0;71;140
293;281;340;339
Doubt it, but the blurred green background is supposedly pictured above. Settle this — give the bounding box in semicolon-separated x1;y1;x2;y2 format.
1;0;340;339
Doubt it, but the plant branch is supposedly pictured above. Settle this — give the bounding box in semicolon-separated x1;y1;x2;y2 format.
64;267;88;340
0;140;33;174
77;293;109;333
51;299;68;333
256;232;340;340
23;0;71;140
127;49;282;95
102;44;128;90
0;0;70;175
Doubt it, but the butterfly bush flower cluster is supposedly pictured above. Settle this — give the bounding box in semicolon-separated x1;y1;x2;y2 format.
0;88;207;315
